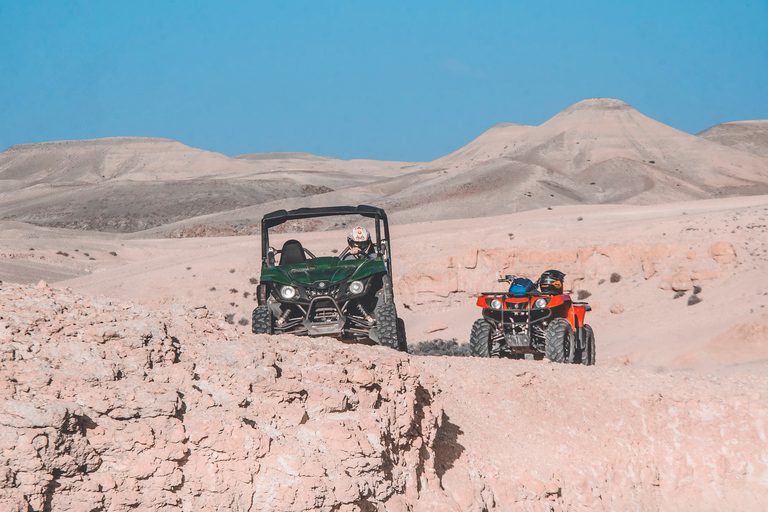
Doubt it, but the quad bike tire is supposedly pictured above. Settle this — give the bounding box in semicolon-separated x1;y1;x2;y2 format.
545;318;573;363
469;318;493;357
581;324;596;366
251;306;273;335
374;302;400;350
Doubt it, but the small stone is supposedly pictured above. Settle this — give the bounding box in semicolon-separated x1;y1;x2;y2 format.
426;322;448;333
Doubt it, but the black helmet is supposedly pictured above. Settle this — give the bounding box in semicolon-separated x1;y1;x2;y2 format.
539;269;565;295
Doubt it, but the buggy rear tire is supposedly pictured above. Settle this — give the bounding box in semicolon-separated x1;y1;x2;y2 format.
396;318;408;353
374;302;399;349
469;319;493;358
545;318;573;363
251;306;273;335
581;324;595;366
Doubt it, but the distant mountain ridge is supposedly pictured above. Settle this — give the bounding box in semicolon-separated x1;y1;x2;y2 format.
697;120;768;157
0;98;766;234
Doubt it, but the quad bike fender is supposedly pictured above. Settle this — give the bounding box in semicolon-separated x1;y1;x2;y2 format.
572;304;589;328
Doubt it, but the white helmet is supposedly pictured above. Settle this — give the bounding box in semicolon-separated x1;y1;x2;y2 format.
347;226;371;247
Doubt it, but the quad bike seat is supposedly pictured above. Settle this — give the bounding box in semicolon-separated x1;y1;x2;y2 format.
279;239;306;266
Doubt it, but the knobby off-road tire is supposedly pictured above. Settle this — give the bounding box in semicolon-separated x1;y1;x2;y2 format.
251;306;273;335
374;302;399;349
469;318;493;357
581;324;596;366
381;274;395;303
396;318;408;353
545;318;573;363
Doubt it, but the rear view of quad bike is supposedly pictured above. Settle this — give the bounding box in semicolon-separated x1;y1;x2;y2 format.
469;270;595;365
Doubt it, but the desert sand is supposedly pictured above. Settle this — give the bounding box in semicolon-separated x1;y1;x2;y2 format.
1;98;768;510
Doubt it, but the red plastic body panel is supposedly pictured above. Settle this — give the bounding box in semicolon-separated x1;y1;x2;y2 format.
477;293;586;331
572;304;588;328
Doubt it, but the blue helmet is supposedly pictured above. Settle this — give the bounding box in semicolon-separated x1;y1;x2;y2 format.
509;277;536;296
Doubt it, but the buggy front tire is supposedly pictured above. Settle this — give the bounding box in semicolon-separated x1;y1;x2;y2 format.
251;306;273;335
545;318;573;363
374;302;399;349
581;324;596;366
469;318;493;358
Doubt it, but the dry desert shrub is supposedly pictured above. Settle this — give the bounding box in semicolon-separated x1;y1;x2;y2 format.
109;251;118;256
56;251;69;257
688;295;702;306
610;272;622;283
243;291;250;298
577;290;592;300
411;339;472;357
238;317;249;326
249;277;259;285
225;313;235;324
229;288;238;294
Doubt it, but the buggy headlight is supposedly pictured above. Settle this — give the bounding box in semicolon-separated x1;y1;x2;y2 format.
348;280;364;295
490;298;502;309
534;298;549;308
280;286;297;300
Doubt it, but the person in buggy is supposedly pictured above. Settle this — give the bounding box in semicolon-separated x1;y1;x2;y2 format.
342;226;377;260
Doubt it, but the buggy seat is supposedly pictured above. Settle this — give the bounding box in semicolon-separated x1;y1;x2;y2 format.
279;239;306;266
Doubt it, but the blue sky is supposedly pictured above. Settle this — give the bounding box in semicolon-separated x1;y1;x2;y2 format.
1;1;766;161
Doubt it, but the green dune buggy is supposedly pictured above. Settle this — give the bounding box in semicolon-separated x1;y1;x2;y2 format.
252;205;407;352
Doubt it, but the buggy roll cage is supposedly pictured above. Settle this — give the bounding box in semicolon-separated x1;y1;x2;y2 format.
261;205;393;277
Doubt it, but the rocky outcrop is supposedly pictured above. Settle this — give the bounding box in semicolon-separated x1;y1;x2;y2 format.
395;242;732;309
0;283;445;511
2;281;767;511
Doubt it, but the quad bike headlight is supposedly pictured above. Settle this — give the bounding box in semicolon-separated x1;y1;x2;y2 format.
348;280;365;295
489;298;502;309
280;285;297;300
534;298;550;308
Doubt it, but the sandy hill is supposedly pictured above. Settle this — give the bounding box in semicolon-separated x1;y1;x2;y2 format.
430;122;534;168
133;98;768;234
377;98;768;222
697;120;768;157
2;99;767;235
0;137;421;232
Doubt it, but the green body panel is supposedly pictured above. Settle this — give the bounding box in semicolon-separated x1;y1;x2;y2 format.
261;256;387;285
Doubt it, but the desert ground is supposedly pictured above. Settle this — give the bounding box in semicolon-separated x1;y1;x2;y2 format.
1;98;768;511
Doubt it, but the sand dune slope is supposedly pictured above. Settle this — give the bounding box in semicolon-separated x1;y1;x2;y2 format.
697;120;768;157
0;138;422;232
375;99;768;222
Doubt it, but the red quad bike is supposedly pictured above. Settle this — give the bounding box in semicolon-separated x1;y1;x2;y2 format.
469;270;595;364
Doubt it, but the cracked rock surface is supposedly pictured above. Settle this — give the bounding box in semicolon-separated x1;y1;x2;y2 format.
0;282;444;511
1;281;767;511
